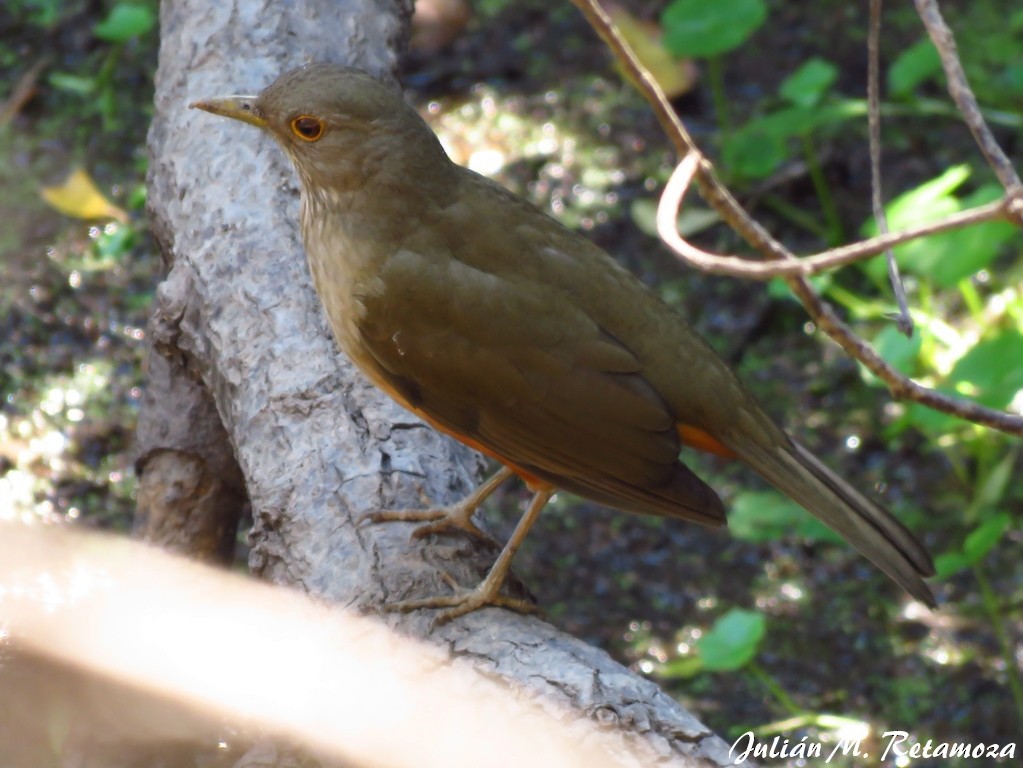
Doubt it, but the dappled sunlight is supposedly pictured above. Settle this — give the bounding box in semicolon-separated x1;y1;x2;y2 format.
0;357;135;523
421;76;664;233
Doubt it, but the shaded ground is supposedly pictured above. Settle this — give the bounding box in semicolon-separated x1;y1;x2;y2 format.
2;1;1020;765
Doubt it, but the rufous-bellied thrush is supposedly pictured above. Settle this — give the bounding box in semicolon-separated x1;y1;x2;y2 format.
192;64;935;621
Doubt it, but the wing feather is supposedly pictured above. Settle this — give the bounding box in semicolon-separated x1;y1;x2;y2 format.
355;236;723;522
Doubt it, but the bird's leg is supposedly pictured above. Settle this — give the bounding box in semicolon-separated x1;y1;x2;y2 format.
385;485;554;624
364;465;515;542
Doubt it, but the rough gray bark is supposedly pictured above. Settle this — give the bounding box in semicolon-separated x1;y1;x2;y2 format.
144;1;751;766
133;296;246;564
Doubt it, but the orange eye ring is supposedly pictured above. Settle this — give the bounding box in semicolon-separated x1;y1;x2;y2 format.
290;115;324;141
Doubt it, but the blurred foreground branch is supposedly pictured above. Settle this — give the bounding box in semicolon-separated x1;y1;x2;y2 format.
1;522;733;768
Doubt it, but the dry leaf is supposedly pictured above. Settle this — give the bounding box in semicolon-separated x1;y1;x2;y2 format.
604;1;698;99
411;0;472;54
40;168;128;223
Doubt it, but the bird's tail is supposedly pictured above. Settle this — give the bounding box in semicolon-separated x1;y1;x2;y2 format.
735;437;936;606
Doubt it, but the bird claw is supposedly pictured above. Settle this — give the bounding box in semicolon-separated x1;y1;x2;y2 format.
362;505;496;545
369;468;543;623
383;580;541;625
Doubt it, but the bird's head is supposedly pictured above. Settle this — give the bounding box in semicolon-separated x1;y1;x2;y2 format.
191;63;455;195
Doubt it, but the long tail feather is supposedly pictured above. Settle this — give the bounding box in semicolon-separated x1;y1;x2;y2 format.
736;438;935;606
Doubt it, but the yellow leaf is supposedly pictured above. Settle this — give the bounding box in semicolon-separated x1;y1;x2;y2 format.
40;168;128;223
605;2;698;99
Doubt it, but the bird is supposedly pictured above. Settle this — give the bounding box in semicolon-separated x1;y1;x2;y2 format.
191;63;935;621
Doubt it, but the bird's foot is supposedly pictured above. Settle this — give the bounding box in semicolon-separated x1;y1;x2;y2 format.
363;466;516;545
384;571;540;625
363;500;494;544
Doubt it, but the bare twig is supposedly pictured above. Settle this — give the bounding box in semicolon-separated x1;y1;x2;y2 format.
570;0;1023;436
656;160;1010;279
914;0;1023;204
0;57;50;127
868;0;914;336
567;0;792;262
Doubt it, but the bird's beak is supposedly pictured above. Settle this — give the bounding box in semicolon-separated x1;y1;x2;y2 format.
189;95;267;129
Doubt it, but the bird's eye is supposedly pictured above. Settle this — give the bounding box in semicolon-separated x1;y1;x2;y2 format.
290;115;324;142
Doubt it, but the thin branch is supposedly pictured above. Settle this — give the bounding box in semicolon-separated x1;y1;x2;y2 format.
566;0;793;262
570;0;1023;436
868;0;914;336
914;0;1023;203
656;160;1010;279
0;56;50;127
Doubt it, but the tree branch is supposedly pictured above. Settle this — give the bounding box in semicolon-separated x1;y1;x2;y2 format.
914;0;1023;200
868;0;913;335
571;0;1023;437
656;155;1011;279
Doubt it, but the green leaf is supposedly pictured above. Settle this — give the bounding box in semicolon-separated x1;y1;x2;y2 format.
629;198;719;239
49;72;96;96
729;490;843;544
662;0;767;58
94;224;136;261
767;272;832;302
657;655;704;680
904;395;962;435
630;199;658;237
946;330;1023;409
867;165;971;231
94;3;155;42
933;551;970;579
888;38;942;96
927;184;1017;287
860;166;971;284
976;452;1017;510
723;104;823;179
127;184;148;210
907;330;1023;433
675;207;722;237
697;609;766;671
869;324;923;380
780;58;838;107
1000;62;1023;97
725;100;866;179
22;0;64;27
722;120;789;179
935;514;1011;577
963;514;1010;564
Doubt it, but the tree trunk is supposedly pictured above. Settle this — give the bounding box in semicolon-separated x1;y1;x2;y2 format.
133;301;246;565
142;0;750;766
